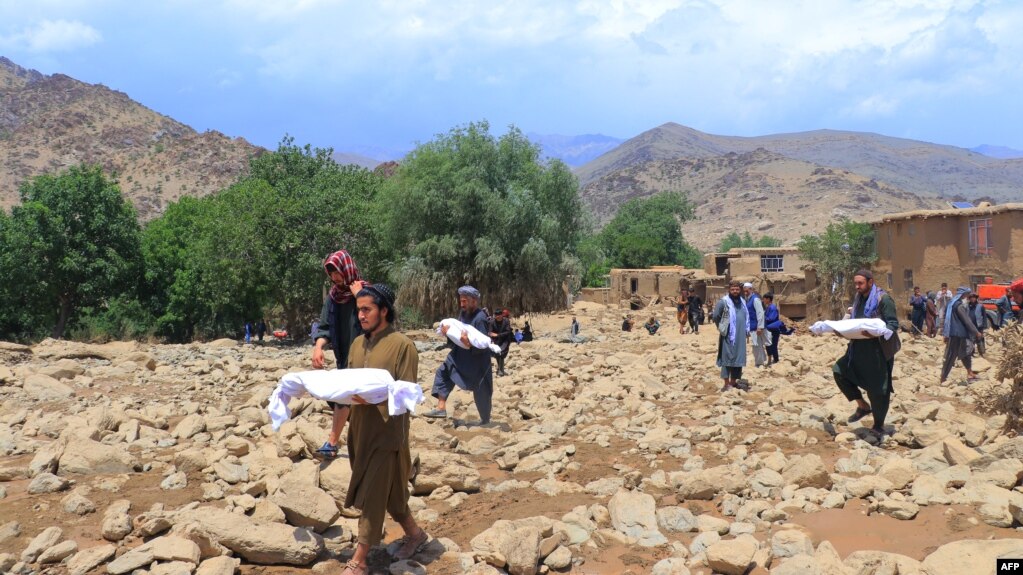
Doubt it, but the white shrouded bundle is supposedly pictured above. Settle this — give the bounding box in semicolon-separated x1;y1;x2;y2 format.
809;318;893;340
437;318;501;354
267;368;424;431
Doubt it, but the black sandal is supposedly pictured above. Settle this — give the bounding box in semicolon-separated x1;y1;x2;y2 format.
847;406;871;423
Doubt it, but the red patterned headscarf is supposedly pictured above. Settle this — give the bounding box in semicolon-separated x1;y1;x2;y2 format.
323;250;363;304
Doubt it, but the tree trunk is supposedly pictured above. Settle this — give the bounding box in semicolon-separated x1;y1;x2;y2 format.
52;295;73;339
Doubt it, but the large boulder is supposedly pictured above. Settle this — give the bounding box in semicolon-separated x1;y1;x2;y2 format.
270;467;340;532
57;437;136;475
24;373;74;401
67;544;117;575
921;539;1023;575
470;518;551;575
174;507;323;565
705;536;759;575
607;489;666;547
782;454;832;489
413;451;481;495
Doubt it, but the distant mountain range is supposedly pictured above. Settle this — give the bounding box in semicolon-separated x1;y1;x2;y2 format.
971;144;1023;159
526;133;624;166
576;123;1023;203
0;57;258;219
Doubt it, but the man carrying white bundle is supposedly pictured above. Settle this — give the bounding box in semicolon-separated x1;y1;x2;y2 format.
340;283;429;575
425;285;495;424
833;270;901;438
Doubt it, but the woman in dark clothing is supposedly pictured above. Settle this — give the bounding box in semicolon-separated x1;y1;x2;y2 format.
925;293;938;337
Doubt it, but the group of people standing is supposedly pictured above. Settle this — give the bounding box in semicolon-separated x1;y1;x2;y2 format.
711;281;795;391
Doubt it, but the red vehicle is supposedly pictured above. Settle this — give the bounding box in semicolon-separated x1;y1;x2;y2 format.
976;279;1020;328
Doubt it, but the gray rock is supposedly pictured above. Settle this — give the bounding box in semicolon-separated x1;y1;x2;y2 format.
413;451;481;495
270;469;340;532
106;544;155;574
152;536;202;564
0;521;21;545
543;545;572;569
20;526;62;563
705;536;758;575
650;557;691;575
27;472;69;494
58;437;136;475
102;500;133;541
782;454;832;489
656;506;698;533
24;373;74;401
174;507;323;565
161;471;188;490
150;561;197;575
67;544;117;575
38;540;78;564
62;491;97;515
608;489;666;547
771;529;814;558
195;556;240;575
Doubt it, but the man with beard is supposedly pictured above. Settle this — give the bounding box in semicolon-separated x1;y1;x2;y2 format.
834;270;901;437
966;291;987;357
425;286;495;425
340;283;428;575
310;250;366;458
712;280;749;392
489;309;513;376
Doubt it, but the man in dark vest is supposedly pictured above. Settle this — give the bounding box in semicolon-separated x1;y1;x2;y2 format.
489;309;513;376
834;270;901;438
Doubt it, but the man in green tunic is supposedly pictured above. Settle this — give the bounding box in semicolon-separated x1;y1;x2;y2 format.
341;284;428;575
833;270;901;437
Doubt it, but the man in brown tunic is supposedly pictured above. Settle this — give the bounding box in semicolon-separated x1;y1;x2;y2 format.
342;284;428;575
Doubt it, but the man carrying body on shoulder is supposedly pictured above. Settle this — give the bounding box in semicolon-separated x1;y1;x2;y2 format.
834;270;901;438
425;286;495;425
340;284;428;575
713;280;749;392
311;250;366;458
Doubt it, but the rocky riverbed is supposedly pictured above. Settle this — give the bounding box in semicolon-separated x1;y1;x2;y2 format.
2;301;1023;575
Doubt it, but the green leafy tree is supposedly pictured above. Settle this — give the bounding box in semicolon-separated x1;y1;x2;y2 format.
599;191;701;269
796;218;876;319
2;165;142;339
378;121;585;319
142;138;381;341
719;231;782;252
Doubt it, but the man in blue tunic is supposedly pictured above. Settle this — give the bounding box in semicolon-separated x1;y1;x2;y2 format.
424;285;495;424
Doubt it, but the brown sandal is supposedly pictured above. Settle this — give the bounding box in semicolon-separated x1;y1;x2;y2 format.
341;559;368;575
393;528;430;560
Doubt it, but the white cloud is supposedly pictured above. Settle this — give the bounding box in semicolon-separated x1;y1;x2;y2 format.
0;19;102;53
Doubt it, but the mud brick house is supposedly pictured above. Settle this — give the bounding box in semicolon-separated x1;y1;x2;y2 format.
591;246;815;319
871;203;1023;316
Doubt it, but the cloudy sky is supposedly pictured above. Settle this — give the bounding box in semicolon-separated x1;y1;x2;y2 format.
2;0;1021;154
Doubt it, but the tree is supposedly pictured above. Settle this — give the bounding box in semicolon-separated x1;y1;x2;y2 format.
719;231;782;252
378;121;585;320
796;218;876;319
141;138;382;341
3;165;142;339
599;191;701;269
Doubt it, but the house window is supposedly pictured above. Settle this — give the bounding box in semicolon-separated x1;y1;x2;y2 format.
968;275;987;292
969;218;993;255
886;273;893;290
903;269;914;291
630;278;638;293
760;254;784;272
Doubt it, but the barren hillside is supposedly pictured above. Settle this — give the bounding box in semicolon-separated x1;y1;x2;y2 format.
582;148;945;251
0;57;259;219
576;122;1023;203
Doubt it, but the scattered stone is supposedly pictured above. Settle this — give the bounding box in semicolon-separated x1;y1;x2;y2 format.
20;526;62;563
705;536;758;575
67;544;117;575
37;540;78;564
608;489;666;547
27;472;69;494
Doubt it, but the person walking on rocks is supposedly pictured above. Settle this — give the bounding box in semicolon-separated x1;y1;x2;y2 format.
570;316;580;342
763;292;794;365
925;292;938;337
688;291;704;334
311;249;366;458
743;282;769;368
341;283;429;575
489;309;513;376
834;270;901;437
966;292;987;357
940;286;982;384
909;287;927;336
426;286;495;424
677;290;690;334
713;280;749;392
935;283;953;331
